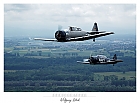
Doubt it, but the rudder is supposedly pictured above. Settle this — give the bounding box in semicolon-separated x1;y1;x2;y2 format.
113;54;117;60
92;22;98;31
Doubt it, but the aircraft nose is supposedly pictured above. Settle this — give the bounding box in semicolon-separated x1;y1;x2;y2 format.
55;30;66;42
55;31;61;38
57;33;61;38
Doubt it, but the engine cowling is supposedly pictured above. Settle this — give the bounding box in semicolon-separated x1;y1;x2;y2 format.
55;30;66;42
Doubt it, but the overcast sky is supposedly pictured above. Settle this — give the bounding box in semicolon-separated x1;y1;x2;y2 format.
4;4;136;37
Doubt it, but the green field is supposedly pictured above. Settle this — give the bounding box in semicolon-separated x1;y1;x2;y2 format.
95;71;136;80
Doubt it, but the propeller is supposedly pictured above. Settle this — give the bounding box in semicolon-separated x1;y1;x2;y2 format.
89;51;93;63
90;51;93;58
29;37;33;40
58;25;62;31
55;25;62;39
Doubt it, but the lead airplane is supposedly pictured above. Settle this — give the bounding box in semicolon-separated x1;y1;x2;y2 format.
34;23;114;42
77;54;123;66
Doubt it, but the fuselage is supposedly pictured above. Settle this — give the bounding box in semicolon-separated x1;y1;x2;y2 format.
89;55;110;64
66;31;87;38
88;55;122;65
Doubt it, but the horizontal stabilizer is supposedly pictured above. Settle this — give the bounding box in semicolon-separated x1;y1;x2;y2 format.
87;31;106;34
110;59;123;62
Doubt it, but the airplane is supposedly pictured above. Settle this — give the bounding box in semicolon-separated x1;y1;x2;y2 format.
77;54;123;66
34;22;114;42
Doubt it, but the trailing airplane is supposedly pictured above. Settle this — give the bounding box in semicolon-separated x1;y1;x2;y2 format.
77;54;123;66
34;22;114;42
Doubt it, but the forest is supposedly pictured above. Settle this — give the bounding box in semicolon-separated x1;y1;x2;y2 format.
4;54;136;92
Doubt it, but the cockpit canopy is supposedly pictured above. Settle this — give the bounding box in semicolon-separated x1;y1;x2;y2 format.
91;55;109;62
96;55;107;59
69;26;82;31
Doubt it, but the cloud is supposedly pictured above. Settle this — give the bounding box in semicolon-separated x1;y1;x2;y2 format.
4;4;136;37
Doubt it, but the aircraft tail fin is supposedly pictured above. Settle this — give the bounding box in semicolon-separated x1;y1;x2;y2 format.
113;54;117;60
92;22;98;31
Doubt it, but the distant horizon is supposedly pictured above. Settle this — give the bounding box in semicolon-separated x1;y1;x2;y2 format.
4;34;136;44
4;33;136;38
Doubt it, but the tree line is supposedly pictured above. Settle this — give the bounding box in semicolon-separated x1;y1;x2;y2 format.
4;54;136;72
4;54;136;92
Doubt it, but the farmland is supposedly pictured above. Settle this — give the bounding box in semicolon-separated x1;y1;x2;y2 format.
94;71;136;80
4;34;136;92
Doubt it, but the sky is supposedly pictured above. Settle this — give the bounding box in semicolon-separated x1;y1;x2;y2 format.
4;4;136;38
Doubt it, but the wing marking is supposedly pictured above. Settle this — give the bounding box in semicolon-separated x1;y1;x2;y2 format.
68;32;114;41
87;31;106;34
34;38;57;41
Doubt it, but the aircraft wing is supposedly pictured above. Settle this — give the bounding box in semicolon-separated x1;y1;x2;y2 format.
34;32;114;42
69;32;114;41
34;38;57;41
77;61;90;64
